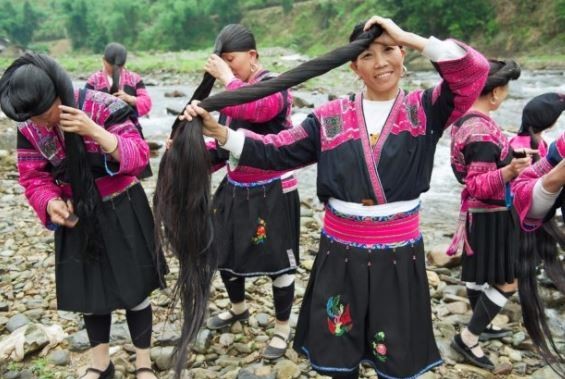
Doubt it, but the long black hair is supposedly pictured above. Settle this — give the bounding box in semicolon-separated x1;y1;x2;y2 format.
516;93;565;373
154;22;383;377
0;53;104;258
104;42;127;94
480;59;521;96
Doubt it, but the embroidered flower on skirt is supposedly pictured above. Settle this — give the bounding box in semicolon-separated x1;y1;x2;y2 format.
326;295;353;336
371;331;388;362
251;218;267;245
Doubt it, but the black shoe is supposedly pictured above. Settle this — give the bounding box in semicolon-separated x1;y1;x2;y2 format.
262;333;291;360
451;334;495;370
81;362;115;379
135;367;157;378
206;309;250;330
479;325;512;341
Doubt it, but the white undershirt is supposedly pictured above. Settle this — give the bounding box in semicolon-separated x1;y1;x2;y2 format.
528;179;562;219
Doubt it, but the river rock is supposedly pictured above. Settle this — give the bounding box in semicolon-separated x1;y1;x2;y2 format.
164;90;186;98
255;313;270;327
151;346;175;370
446;301;468;315
193;329;212;353
47;349;71;366
531;366;561;379
220;333;235;347
67;330;91;352
23;323;50;357
274;360;300;379
6;313;31;332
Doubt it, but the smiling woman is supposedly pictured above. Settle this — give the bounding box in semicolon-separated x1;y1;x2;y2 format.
179;15;489;379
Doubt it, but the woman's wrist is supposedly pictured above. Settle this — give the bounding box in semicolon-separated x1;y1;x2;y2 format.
216;126;229;146
542;169;565;193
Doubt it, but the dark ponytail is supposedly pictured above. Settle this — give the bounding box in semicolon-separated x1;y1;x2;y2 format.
154;23;383;377
103;42;127;94
0;53;104;258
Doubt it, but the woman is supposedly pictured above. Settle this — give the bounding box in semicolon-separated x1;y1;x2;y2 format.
200;24;299;360
511;128;565;375
447;60;525;370
86;42;153;178
181;16;489;379
0;54;165;379
510;92;565;157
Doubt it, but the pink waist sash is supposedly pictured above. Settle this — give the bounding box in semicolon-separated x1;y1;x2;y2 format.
323;205;421;247
60;175;138;201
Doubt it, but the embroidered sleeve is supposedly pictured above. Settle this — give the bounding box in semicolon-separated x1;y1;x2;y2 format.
237;114;320;171
423;41;489;134
16;130;61;228
134;76;152;117
221;78;289;123
88;93;150;176
85;72;98;90
462;138;505;201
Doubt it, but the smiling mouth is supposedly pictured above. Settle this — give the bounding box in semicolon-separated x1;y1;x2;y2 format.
374;72;393;80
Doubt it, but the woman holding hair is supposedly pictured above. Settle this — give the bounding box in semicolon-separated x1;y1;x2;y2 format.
180;16;489;379
201;24;299;360
86;42;153;178
447;59;525;369
0;54;164;379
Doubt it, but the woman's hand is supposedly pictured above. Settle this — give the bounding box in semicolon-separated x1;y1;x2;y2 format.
204;54;235;85
113;90;136;106
58;105;101;137
363;15;427;52
47;198;78;228
179;101;228;144
502;156;532;182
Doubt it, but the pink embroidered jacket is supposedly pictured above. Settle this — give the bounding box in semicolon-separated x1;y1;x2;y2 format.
509;134;548;158
208;70;296;190
17;90;149;228
448;111;514;255
512;132;565;231
85;68;152;117
232;41;488;204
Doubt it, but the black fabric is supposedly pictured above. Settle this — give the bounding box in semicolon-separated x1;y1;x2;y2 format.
468;288;514;335
466;287;482;311
213;177;300;277
293;235;441;377
55;183;166;314
220;271;246;304
272;282;295;322
84;313;112;347
332;369;359;379
462;209;520;285
126;304;153;349
520;92;565;134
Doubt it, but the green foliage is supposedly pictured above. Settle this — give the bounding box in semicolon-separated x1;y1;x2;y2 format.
0;0;43;46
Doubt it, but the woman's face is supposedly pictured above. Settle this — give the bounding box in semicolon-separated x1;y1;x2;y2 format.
350;39;405;101
30;98;62;128
220;50;258;82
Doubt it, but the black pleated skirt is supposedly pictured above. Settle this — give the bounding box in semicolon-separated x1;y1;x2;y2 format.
462;208;520;285
213;176;300;277
55;183;166;314
293;234;442;378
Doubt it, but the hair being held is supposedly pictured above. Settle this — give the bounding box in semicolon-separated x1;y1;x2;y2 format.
104;42;127;94
153;22;384;377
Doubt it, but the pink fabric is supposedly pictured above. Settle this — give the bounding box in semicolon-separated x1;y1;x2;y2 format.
323;208;420;245
61;176;138;200
227;165;287;183
512;158;555;231
86;69;152;116
16;90;148;227
509;135;548;157
243;125;309;148
431;40;489;127
222;70;292;125
315;98;361;152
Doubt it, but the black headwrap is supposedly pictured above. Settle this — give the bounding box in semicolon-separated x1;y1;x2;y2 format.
519;92;565;135
103;42;128;94
0;53;104;259
480;59;521;96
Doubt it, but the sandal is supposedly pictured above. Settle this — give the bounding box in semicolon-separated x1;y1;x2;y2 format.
451;334;494;370
80;362;115;379
262;333;291;360
206;309;250;330
135;367;158;379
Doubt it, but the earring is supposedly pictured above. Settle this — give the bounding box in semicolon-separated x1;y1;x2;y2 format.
401;65;408;78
